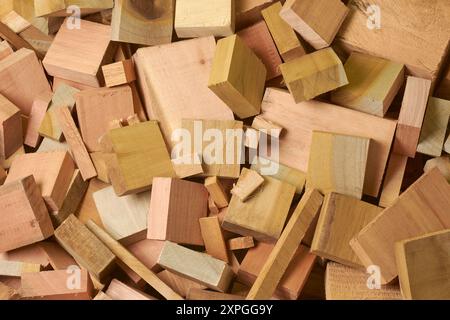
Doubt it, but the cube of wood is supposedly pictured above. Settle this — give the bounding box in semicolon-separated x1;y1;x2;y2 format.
331;53;405;117
34;0;113;17
148;178;208;246
307;131;370;199
0;176;54;252
76;86;135;152
280;0;349;50
395;229;450;300
5;151;75;211
208;35;267;119
0;93;22;159
0;40;13;60
280;47;348;102
175;0;234;38
43;19;116;87
102;60;136;88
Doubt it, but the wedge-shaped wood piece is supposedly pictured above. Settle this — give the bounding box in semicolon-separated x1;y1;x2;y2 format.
395;229;450;300
260;88;397;197
111;0;173;46
393;76;432;157
231;168;264;202
262;2;305;62
34;0;113;17
424;156;450;183
199;216;229;263
307;131;370;199
0;48;51;115
148;178;208;246
0;40;13;60
417;97;450;157
280;0;348;50
187;288;242;301
94;186;149;246
0;93;22;159
24;92;52;148
379;153;408;208
157;270;207;298
43;19;115;87
251;116;283;138
102;60;135;88
106;279;154;300
175;0;234;38
246;189;323;300
208;34;267;119
0;281;19;300
6;151;75;211
350;168;450;284
331;53;405;117
54;215;115;281
86;220;183;300
0;260;41;277
20;269;93;300
280;48;348;103
158;241;234;292
325;262;401;300
311;193;382;268
204;176;229;209
223;175;295;242
228;236;254;251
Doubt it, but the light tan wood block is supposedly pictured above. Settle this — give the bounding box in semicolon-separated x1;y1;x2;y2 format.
157;241;234;292
395;229;450;300
175;0;234;38
0;10;30;33
393;76;432;157
280;0;348;50
280;47;348;103
199;216;229;263
208;34;267;119
0;282;19;300
244;127;260;150
34;0;113;17
0;260;41;277
106;278;154;300
204;176;229;209
37;138;70;155
262;2;305;62
424;156;450;183
54;214;116;281
148;178;208;246
379;153;408;208
227;236;254;251
157;270;207;298
102;59;136;88
251;115;283;138
223;174;295;242
325;262;401;300
0;40;13;61
350;168;450;284
24;92;52;148
231;168;264;202
0;93;22;159
172;153;204;179
331;52;405;117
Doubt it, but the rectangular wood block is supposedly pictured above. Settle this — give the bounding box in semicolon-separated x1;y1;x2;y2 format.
0;259;41;277
157;241;234;292
280;47;348;103
204;176;229;209
34;0;113;17
54;214;116;281
227;236;254;251
0;93;22;159
331;52;405;117
260;88;397;197
157;270;207;298
0;176;53;252
199;216;229;263
102;60;136;88
350;168;450;284
379;153;408;208
148;178;208;246
175;0;234;38
24;92;52;148
208;34;267;119
43;19;115;87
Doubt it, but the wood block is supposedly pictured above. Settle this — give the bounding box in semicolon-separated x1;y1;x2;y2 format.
148;178;208;246
280;0;348;50
93;186;149;245
280;47;348;103
172;153;204;179
37;138;69;155
244;126;260;150
231;168;264;202
260;88;397;197
235;0;275;30
20;269;93;300
56;107;97;180
90;152;110;183
446;135;450;154
0;10;30;33
222;174;295;242
52;76;97;92
6;151;75;211
239;242;317;300
0;40;13;60
0;48;51;115
246;189;323;300
134;36;234;150
228;236;254;251
0;93;22;159
379;153;408;208
393;77;432;157
54;214;115;281
424;156;450;183
311;193;382;268
19;25;54;58
417;97;450;157
157;270;206;298
76;178;107;227
0;242;50;269
175;0;234;38
331;53;405;117
237;21;282;80
0;260;41;277
157;241;234;292
199;216;229;263
34;0;113;17
106;279;154;300
39;241;77;270
24;92;52;148
187;288;243;300
204;176;229;209
262;2;305;62
0;282;19;300
0;145;24;170
85;220;183;300
102;59;136;88
251;115;283;138
325;262;401;300
208;34;267;119
395;229;450;300
111;0;174;46
350;168;450;284
43;19;115;87
104;121;175;195
336;0;450;83
0;21;41;58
